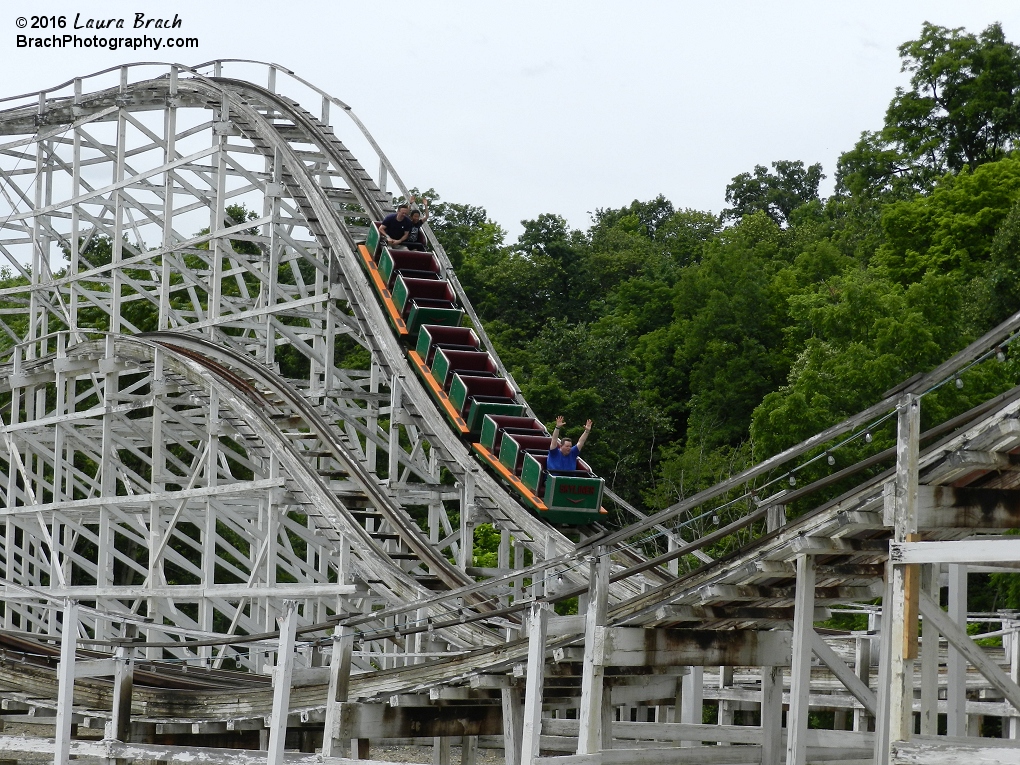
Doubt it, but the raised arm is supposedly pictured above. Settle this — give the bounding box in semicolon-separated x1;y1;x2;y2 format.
576;419;593;451
550;415;565;450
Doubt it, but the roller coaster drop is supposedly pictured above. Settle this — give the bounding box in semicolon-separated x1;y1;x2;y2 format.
1;61;1020;765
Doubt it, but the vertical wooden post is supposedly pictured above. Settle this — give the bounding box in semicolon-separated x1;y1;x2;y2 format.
761;665;784;765
432;736;451;765
920;564;940;736
54;600;78;765
680;667;704;746
520;601;549;765
947;563;968;737
577;548;609;755
1007;620;1015;738
267;601;297;765
874;393;920;764
766;503;786;533
458;473;474;571
109;623;136;765
786;553;815;765
501;687;524;765
461;735;478;765
718;666;735;743
322;624;353;757
853;633;872;732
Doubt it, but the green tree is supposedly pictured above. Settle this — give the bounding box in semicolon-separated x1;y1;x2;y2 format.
837;22;1020;197
723;160;825;227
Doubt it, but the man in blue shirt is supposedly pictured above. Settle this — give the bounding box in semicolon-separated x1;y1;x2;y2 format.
547;415;593;472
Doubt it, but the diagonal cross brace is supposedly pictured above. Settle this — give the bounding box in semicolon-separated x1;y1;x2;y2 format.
811;628;877;715
919;590;1020;712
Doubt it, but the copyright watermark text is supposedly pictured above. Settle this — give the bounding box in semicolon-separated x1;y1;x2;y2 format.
13;13;197;52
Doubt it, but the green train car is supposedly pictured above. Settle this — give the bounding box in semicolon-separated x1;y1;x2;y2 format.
358;222;606;524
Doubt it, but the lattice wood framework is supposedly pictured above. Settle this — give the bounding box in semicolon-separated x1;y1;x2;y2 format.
0;61;601;670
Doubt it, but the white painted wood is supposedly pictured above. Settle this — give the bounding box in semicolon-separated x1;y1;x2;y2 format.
53;600;78;765
947;565;968;738
787;554;815;765
502;687;524;765
761;665;784;765
267;601;298;765
578;550;609;755
891;538;1020;565
811;629;877;714
322;624;354;757
521;601;549;765
919;590;1020;713
919;565;939;737
680;667;704;747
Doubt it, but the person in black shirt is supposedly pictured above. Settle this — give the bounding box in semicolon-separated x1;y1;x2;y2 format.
379;204;413;247
405;197;430;251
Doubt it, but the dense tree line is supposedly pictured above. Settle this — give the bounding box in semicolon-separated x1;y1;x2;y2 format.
426;22;1020;606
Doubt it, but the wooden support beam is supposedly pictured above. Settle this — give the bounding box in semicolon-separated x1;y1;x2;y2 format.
679;667;703;748
602;628;792;668
919;565;939;737
321;624;353;757
891;538;1020;565
947;565;968;737
544;718;876;747
786;553;815;765
333;703;505;739
501;687;524;765
916;485;1020;529
110;624;135;765
521;601;549;765
810;629;877;715
919;590;1020;713
761;665;784;765
578;549;609;755
267;600;297;765
54;600;77;765
697;583;882;604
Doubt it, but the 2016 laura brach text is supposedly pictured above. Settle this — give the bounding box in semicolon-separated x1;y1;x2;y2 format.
24;14;183;29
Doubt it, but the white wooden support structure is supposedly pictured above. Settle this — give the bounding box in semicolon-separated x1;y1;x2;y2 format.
786;553;815;765
947;563;968;738
322;624;354;758
54;600;78;765
679;667;704;747
267;601;298;765
919;564;939;737
107;623;136;765
1011;617;1020;740
876;393;920;765
761;665;784;765
521;600;549;765
577;548;609;755
502;685;525;765
918;591;1020;712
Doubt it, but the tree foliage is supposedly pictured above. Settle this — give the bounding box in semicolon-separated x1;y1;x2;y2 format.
837;22;1020;198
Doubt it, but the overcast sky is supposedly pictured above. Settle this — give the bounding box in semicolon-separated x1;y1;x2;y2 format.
5;1;1020;238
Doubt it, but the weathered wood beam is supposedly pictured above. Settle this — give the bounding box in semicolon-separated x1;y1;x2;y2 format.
891;538;1020;565
917;485;1020;529
601;628;792;668
918;590;1020;714
654;605;830;625
697;583;882;604
334;702;505;739
810;629;877;715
